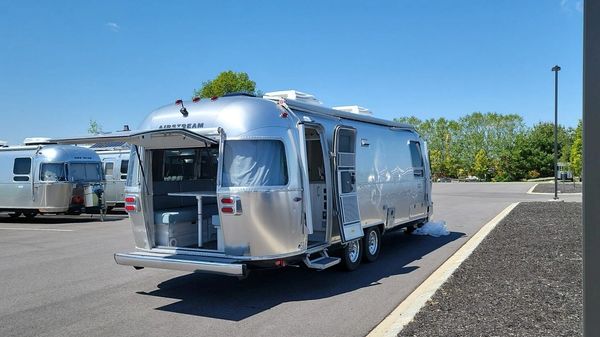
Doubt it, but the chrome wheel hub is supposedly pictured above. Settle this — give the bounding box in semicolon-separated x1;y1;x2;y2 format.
348;240;360;263
368;231;378;255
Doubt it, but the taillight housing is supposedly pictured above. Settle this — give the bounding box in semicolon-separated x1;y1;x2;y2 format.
220;195;242;215
124;195;137;212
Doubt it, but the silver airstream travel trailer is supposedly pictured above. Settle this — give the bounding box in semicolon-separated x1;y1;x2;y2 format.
55;90;432;277
91;143;131;210
0;138;105;218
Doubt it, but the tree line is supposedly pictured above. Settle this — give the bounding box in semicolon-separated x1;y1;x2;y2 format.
395;113;582;181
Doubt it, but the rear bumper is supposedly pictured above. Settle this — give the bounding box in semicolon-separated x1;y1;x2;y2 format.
114;252;247;277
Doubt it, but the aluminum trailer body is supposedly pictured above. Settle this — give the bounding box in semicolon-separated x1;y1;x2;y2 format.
54;92;432;277
0;144;105;216
94;146;131;209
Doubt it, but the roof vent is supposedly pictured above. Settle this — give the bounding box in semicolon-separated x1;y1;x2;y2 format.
23;137;57;146
332;105;373;115
0;140;7;147
263;90;322;105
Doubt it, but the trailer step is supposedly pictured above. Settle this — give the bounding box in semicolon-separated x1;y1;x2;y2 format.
303;251;340;270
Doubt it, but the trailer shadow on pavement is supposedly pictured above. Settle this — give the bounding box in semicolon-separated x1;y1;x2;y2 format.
136;230;465;321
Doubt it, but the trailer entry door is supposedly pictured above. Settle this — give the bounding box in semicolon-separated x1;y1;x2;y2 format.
333;126;363;242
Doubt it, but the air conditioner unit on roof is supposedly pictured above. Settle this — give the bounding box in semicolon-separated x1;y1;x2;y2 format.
263;90;322;105
332;105;373;115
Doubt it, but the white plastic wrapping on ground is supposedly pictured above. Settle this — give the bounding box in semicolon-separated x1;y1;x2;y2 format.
413;220;450;237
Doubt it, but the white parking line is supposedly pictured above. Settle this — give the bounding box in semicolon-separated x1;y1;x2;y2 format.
367;202;520;337
0;227;74;232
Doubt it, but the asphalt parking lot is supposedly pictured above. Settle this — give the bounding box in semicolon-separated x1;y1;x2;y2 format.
0;183;582;337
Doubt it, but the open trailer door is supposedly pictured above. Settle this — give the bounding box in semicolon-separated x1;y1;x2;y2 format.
333;126;364;242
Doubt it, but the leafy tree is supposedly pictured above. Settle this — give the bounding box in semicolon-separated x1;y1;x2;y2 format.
88;119;103;135
570;120;583;177
473;149;490;180
193;71;257;98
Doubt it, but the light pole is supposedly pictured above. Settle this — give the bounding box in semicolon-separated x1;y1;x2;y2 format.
552;65;561;200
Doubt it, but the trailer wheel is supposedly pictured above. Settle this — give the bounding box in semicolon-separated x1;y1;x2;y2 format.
363;227;381;262
8;212;22;218
24;212;37;219
342;239;362;271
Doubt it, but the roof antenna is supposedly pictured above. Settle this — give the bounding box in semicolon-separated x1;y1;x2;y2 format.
175;99;188;117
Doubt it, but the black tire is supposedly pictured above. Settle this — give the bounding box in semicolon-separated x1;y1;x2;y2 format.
405;225;416;234
24;212;37;219
8;212;22;218
341;239;362;271
363;227;381;263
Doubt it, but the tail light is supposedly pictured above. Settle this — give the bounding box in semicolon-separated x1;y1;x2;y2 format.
124;195;137;212
220;195;242;215
71;195;83;205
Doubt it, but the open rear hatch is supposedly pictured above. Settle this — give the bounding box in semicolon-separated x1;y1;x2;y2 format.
54;128;232;273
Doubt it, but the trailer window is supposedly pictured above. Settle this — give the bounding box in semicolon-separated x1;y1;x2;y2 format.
104;162;114;177
409;141;424;168
69;163;102;182
152;147;218;182
222;140;288;187
126;147;138;186
120;160;128;180
13;158;31;175
40;163;67;182
13;157;31;182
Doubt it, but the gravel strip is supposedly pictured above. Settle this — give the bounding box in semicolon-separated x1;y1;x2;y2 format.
533;182;582;193
399;202;582;337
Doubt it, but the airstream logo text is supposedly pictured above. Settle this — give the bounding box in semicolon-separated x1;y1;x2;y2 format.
158;123;204;129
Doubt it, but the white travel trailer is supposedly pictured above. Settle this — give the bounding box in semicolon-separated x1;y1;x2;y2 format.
91;143;131;210
0;139;105;218
55;91;432;277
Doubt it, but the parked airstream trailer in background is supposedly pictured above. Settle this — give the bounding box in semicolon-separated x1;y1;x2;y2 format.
54;90;432;277
90;143;130;211
0;138;105;218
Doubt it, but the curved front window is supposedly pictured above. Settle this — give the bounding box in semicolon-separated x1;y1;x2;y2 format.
40;163;67;182
68;162;102;182
222;140;288;187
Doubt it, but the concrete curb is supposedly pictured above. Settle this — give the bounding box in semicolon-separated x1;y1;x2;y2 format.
366;202;520;337
526;183;582;195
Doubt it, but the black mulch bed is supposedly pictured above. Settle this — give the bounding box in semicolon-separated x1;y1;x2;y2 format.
399;202;582;337
533;182;582;194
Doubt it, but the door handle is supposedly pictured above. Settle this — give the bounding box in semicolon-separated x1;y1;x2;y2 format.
414;168;424;177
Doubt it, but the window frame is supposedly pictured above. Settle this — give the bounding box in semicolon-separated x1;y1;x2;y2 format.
103;162;115;178
220;137;290;189
120;160;129;180
13;157;32;182
39;162;68;182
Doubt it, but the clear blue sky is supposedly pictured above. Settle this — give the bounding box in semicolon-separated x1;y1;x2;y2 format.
0;0;583;144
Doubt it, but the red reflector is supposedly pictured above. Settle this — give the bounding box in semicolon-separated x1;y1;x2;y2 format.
221;207;234;214
275;259;286;267
125;196;135;203
211;96;218;101
221;197;234;204
71;195;83;204
280;112;288;118
175;99;183;105
125;205;136;212
192;97;200;102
